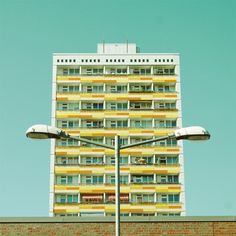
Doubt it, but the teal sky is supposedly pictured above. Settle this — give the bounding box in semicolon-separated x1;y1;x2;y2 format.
0;0;235;216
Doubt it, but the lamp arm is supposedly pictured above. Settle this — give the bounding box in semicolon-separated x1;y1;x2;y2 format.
65;134;115;150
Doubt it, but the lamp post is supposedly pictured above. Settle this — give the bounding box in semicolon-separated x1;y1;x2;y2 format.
26;125;210;236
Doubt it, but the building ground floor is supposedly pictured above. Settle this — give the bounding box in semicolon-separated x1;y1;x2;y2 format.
0;216;236;236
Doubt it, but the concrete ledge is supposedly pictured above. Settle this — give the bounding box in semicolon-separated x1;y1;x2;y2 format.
0;216;236;223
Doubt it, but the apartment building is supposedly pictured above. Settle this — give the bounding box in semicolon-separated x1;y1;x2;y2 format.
50;43;185;217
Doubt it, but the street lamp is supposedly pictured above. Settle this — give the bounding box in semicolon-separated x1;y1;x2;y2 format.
26;124;210;236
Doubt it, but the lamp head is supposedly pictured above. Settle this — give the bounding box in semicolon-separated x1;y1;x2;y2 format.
174;126;210;141
26;124;65;139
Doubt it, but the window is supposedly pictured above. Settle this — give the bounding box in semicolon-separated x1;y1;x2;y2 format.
108;102;128;110
85;85;103;93
153;67;175;75
56;156;79;165
168;194;180;203
157;156;178;165
120;175;129;184
57;103;79;111
85;68;103;75
106;156;115;165
107;120;128;128
155;138;177;147
167;156;178;164
131;213;155;216
161;194;167;203
58;120;79;128
56;176;78;185
130;84;152;92
84;156;103;165
69;68;80;74
108;85;127;93
58;85;80;93
120;156;128;164
155;120;176;128
155;102;176;110
166;138;177;146
130;68;151;75
56;194;78;203
168;175;178;183
62;68;79;75
131;156;153;165
106;175;116;184
130;101;152;110
131;175;153;184
84;103;103;110
157;175;178;183
132;194;154;203
106;156;128;165
85;120;103;128
85;176;103;184
159;194;179;203
56;139;78;147
131;120;152;128
154;85;175;93
106;137;128;146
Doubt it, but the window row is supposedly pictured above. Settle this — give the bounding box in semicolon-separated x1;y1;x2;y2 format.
57;101;177;111
56;174;179;185
55;193;180;204
56;155;179;166
56;64;175;75
58;67;175;76
57;119;177;129
54;212;181;217
57;84;176;93
56;137;177;147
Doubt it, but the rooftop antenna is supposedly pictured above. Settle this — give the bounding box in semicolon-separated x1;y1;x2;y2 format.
103;40;105;53
126;40;128;53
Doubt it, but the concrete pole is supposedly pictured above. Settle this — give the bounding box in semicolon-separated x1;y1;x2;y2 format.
115;135;120;236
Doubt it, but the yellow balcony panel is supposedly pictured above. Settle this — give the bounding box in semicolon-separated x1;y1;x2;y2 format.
53;203;182;214
56;93;178;101
56;76;177;84
156;203;182;209
129;184;181;193
55;146;180;156
54;184;181;194
155;185;181;193
129;165;180;174
56;110;178;119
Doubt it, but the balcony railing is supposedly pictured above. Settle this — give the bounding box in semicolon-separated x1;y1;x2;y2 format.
55;201;181;205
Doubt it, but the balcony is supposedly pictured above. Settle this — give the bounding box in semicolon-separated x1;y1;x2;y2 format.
129;84;152;93
130;102;152;110
55;193;181;205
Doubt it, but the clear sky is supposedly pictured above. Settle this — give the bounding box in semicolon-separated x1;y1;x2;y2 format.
0;0;235;217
